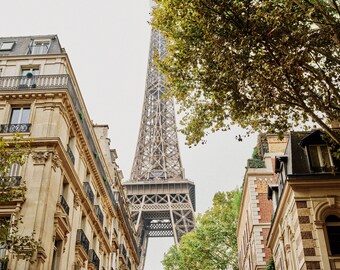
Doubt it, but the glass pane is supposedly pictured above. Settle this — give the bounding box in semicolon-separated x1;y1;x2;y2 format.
21;108;30;123
10;109;20;124
320;145;332;168
327;225;340;255
309;145;321;169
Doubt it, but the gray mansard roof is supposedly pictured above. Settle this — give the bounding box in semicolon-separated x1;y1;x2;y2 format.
0;35;63;56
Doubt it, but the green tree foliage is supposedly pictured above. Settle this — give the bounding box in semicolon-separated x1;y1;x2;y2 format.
0;135;40;264
162;189;241;270
152;0;340;146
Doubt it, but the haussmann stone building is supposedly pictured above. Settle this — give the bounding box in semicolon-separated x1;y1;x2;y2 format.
0;35;140;270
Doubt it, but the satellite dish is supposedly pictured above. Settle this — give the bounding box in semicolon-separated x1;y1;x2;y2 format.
26;72;33;79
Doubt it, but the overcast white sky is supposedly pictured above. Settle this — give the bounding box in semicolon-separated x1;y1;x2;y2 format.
2;1;256;269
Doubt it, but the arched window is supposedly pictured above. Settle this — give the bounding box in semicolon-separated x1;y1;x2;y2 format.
325;215;340;255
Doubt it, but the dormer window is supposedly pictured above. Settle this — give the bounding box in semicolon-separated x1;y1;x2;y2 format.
27;40;50;55
308;144;333;172
0;42;15;51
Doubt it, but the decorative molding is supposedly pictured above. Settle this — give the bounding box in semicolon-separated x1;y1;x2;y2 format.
32;151;50;165
52;152;62;170
74;193;81;208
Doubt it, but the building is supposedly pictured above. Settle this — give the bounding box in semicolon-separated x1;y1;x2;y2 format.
0;35;139;269
237;134;288;270
267;130;340;270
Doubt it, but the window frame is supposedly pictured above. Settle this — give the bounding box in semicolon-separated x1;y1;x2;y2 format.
0;42;15;51
307;144;334;172
28;39;51;55
324;214;340;256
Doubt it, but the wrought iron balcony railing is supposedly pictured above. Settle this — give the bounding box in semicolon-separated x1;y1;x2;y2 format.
120;244;127;259
104;227;109;239
76;229;89;254
83;182;94;205
60;195;70;215
94;205;104;226
127;258;131;269
67;145;75;165
0;176;22;187
88;249;100;270
0;124;31;133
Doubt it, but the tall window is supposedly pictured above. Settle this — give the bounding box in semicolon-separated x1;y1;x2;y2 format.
326;215;340;256
308;145;334;172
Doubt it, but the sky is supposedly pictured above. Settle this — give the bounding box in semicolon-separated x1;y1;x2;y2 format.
1;1;257;269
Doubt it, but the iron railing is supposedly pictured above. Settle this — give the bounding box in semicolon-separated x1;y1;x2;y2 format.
60;195;70;215
94;205;104;226
0;124;31;133
88;249;100;270
0;176;22;186
83;182;94;205
120;244;127;260
76;229;89;254
127;258;131;269
104;227;109;239
67;145;75;165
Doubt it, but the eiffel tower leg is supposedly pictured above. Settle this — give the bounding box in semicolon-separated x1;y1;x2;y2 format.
168;194;179;246
137;229;148;270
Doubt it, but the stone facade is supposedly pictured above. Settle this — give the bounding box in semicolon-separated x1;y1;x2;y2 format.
0;35;139;270
237;134;288;270
267;131;340;270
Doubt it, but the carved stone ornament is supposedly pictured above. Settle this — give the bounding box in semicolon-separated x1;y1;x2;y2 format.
73;193;81;208
52;152;62;170
32;151;50;164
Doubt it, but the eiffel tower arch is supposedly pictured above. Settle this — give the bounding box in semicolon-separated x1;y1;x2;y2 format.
123;29;196;270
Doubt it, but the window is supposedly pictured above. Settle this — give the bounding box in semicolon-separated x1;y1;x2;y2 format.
326;215;340;256
308;145;334;172
0;42;14;51
21;67;39;77
1;107;31;133
10;107;30;125
28;40;50;55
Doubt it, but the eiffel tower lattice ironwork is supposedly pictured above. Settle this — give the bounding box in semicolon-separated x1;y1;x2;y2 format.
123;29;196;270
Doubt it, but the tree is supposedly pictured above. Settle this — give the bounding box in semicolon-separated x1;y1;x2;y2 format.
162;189;241;270
152;0;340;146
0;135;40;265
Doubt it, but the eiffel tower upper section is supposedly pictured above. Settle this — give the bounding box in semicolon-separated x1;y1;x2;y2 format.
130;30;184;182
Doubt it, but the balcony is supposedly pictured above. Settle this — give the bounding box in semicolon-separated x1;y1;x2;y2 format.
0;176;22;187
76;229;89;254
0;124;31;133
59;195;70;215
75;229;89;268
88;249;100;270
67;145;75;165
94;205;104;226
0;74;69;90
83;182;94;205
104;227;109;239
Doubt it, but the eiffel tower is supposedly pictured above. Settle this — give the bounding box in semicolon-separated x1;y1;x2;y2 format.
123;29;196;269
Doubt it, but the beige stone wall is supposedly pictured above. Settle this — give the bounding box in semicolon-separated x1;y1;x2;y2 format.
268;180;340;270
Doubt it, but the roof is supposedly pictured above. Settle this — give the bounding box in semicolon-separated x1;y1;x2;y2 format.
0;35;63;56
